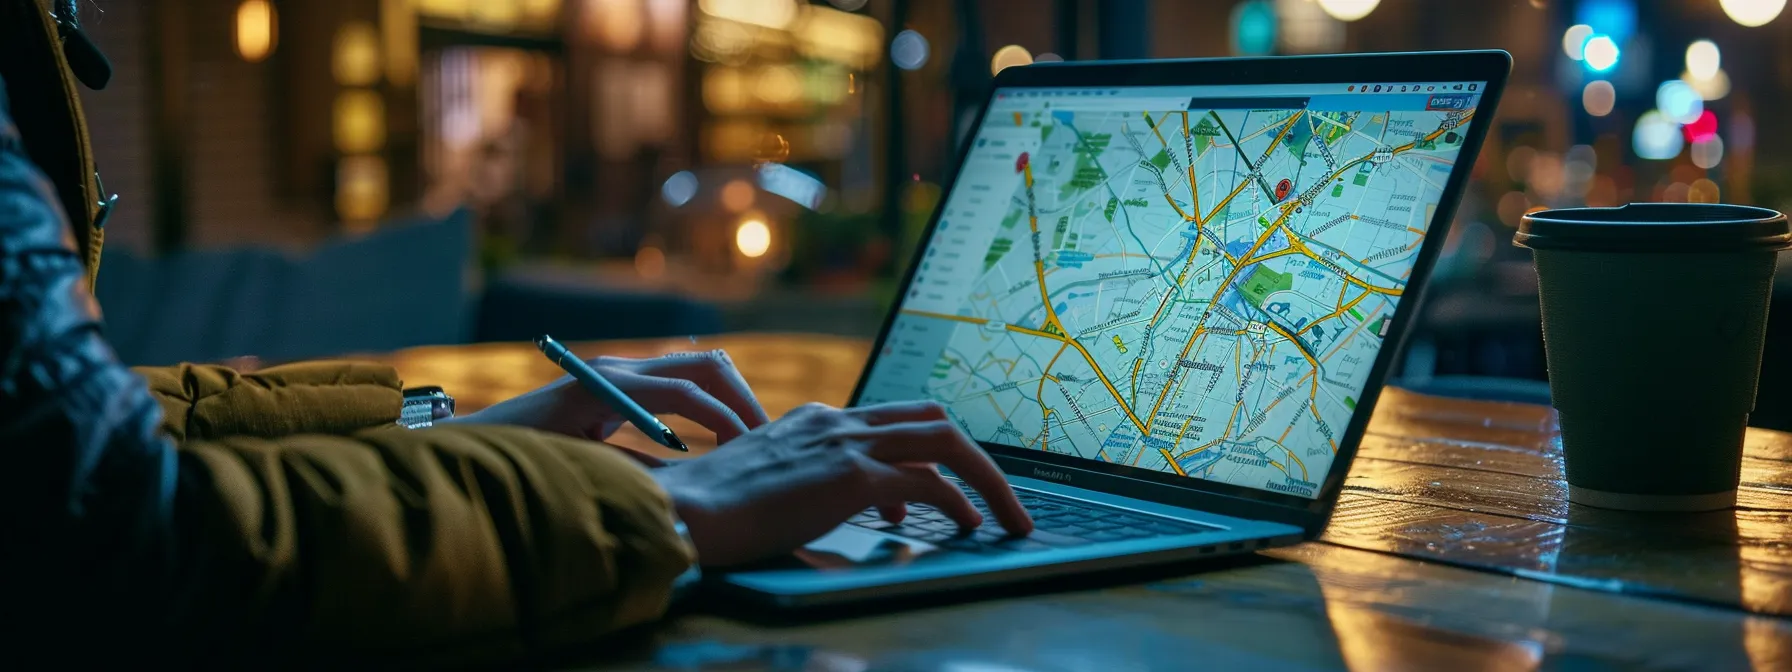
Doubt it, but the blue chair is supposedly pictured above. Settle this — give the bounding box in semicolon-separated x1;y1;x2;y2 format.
95;210;473;365
473;274;725;343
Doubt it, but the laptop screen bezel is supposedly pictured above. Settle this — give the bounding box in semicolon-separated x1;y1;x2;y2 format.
846;50;1513;534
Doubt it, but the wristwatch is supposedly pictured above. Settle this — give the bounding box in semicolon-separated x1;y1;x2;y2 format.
399;386;456;429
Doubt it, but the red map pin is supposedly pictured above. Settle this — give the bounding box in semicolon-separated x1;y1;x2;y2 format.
1274;178;1292;202
1016;152;1030;173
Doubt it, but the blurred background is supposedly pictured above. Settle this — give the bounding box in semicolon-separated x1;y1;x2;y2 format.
66;0;1792;427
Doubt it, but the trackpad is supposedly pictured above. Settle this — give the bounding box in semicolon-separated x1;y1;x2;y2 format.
793;526;937;569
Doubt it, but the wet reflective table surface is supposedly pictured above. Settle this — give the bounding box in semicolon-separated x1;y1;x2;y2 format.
381;334;1792;670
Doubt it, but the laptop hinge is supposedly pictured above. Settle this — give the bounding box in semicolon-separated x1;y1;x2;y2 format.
987;451;1324;534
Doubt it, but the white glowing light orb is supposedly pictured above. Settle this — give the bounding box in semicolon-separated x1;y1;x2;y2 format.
1317;0;1380;21
1583;35;1620;72
1633;110;1685;161
1685;40;1721;80
1562;24;1593;60
1720;0;1786;27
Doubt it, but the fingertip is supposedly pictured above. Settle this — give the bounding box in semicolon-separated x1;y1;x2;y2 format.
877;504;907;524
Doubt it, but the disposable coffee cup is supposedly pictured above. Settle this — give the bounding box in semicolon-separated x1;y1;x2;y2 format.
1516;203;1791;512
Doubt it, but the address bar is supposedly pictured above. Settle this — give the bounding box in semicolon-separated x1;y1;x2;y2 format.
990;98;1195;113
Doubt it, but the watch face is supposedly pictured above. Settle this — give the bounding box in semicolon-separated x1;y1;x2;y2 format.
400;388;455;428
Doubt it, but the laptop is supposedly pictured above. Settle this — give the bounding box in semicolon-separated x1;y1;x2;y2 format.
716;50;1511;607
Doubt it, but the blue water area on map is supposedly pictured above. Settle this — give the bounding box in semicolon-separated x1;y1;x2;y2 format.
1218;271;1270;324
1055;302;1068;314
1225;240;1254;258
1052;110;1075;126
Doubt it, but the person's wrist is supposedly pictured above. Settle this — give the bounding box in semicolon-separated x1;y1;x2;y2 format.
667;505;703;599
650;466;715;564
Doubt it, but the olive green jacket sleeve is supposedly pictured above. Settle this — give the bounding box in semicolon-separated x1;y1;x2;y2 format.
121;363;698;663
172;424;696;665
132;362;407;442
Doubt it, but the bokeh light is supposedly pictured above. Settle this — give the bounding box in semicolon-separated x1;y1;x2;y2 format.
698;0;798;30
1691;136;1725;169
1528;152;1565;198
1685;40;1721;80
736;218;772;258
990;45;1033;76
1683;69;1731;100
661;170;699;207
1655;79;1703;124
891;29;929;70
332;22;382;86
1506;146;1536;182
1496;191;1531;227
1562;24;1593;60
756;65;803;104
1684;110;1719;143
1577;0;1637;44
1316;0;1380;22
1230;0;1278;56
1688;178;1721;203
1035;52;1065;63
721;178;756;211
235;0;277;63
1581;80;1615;116
1582;35;1620;72
1633;110;1684;160
634;245;666;278
1720;0;1786;27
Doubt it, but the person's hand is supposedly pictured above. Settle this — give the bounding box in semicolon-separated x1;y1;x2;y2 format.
649;400;1034;567
445;350;771;455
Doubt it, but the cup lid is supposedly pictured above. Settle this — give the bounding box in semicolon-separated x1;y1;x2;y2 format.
1515;203;1791;252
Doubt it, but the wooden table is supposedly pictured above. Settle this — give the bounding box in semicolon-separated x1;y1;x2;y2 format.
379;334;1792;670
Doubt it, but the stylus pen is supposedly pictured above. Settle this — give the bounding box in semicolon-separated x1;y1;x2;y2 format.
534;334;689;452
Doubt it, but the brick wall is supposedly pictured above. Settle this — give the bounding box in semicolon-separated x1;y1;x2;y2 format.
78;0;330;253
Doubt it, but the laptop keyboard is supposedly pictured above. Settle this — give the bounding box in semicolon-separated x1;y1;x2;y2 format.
846;484;1216;554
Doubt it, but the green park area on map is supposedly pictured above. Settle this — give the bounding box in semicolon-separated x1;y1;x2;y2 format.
907;100;1472;497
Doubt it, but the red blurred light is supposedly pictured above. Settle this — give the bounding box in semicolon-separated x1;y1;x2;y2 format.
1684;110;1718;143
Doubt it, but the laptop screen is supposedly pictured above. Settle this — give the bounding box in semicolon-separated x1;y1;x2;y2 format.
857;80;1486;500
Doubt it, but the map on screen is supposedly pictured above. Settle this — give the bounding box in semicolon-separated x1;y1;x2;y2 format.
857;82;1482;499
